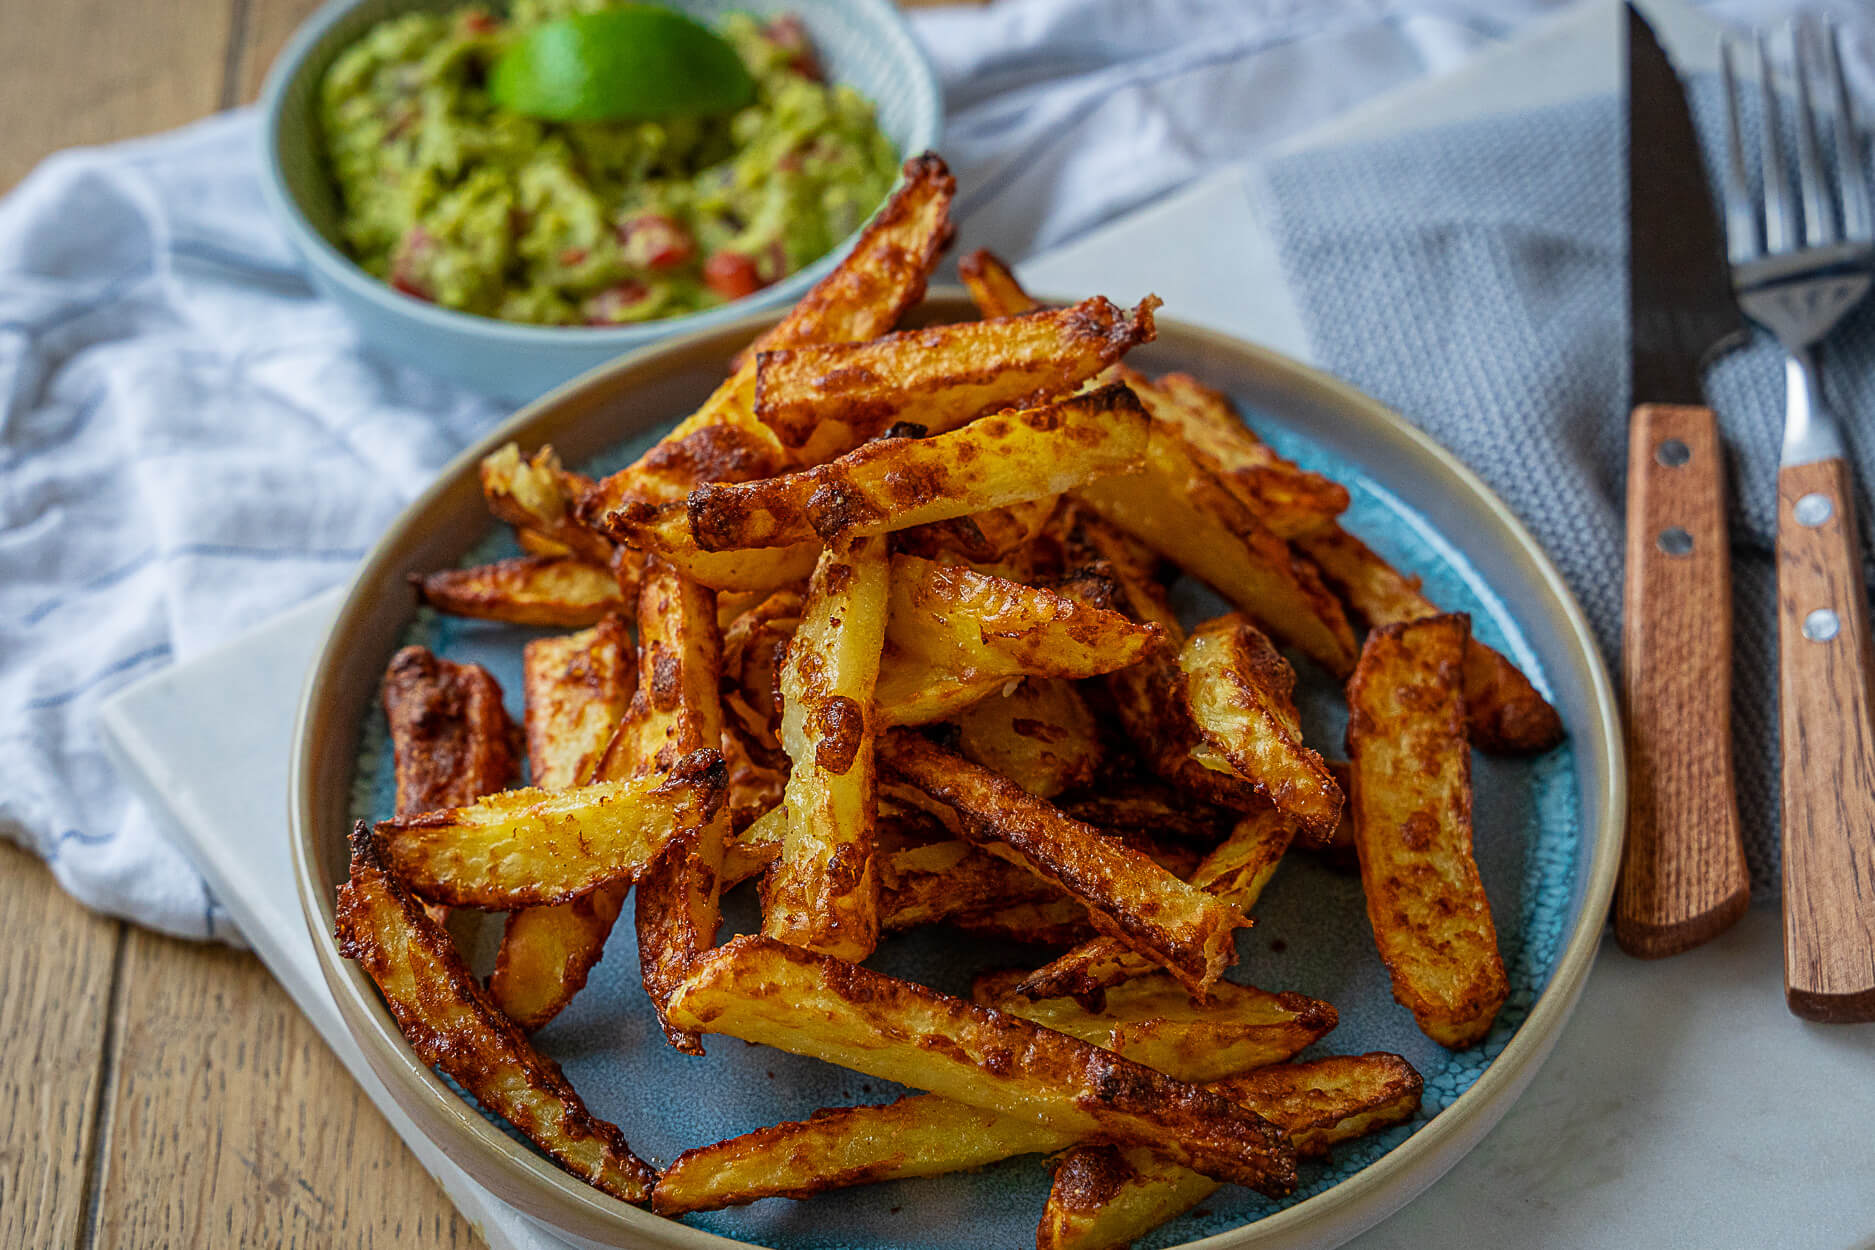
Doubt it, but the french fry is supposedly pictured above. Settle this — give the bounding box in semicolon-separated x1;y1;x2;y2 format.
661;935;1297;1194
958;248;1039;319
1076;424;1358;675
893;495;1059;565
516;526;575;558
947;897;1095;947
481;443;614;565
372;750;725;908
878;837;1065;932
411;555;625;628
762;535;891;960
1297;525;1565;754
489;617;636;1031
1058;783;1234;847
381;646;521;815
1347;615;1507;1048
1120;368;1348;540
688;385;1148;551
652;972;1331;1214
335;822;658;1204
953;677;1104;799
578;154;956;519
1037;1055;1423;1250
751;298;1159;460
1013;806;1294;1002
599;499;821;592
619;559;732;1052
879;730;1243;994
1179;614;1343;839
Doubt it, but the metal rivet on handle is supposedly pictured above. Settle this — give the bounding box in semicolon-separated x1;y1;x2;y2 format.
1795;493;1834;527
1656;438;1691;467
1804;609;1841;642
1658;526;1694;556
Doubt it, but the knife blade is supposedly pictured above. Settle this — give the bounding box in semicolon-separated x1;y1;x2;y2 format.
1614;3;1751;959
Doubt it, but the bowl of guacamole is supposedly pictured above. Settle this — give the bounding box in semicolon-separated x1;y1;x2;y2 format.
259;0;940;400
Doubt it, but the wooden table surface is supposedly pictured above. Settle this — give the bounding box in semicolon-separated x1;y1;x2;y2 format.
0;0;964;1244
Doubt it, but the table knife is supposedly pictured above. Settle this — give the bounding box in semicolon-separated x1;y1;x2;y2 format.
1614;6;1752;958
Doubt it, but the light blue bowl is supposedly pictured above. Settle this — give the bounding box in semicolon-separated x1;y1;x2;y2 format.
258;0;942;403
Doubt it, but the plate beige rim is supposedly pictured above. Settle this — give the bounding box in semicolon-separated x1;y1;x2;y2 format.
290;289;1625;1250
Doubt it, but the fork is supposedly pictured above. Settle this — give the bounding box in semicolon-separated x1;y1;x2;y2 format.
1720;20;1875;1022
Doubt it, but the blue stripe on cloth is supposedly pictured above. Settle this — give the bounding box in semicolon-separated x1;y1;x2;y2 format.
23;643;173;711
20;543;365;627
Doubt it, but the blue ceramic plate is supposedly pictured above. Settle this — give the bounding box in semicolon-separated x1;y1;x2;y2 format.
295;293;1624;1250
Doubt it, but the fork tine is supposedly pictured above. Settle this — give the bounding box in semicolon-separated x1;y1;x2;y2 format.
1823;18;1873;242
1720;38;1761;262
1790;19;1837;245
1758;33;1797;253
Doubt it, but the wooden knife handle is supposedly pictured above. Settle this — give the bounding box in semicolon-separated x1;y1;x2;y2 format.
1776;457;1875;1021
1616;404;1749;957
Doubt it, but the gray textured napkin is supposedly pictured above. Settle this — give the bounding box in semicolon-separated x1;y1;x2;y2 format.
1251;79;1875;896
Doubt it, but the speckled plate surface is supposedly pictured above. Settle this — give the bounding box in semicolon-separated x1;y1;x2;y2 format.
293;291;1623;1250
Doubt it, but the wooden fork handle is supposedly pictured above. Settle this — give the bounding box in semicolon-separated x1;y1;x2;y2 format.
1777;456;1875;1021
1616;404;1750;958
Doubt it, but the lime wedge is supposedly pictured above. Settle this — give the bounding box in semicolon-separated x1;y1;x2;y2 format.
489;6;756;123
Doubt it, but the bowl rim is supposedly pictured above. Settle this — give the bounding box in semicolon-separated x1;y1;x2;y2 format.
290;290;1625;1250
255;0;944;348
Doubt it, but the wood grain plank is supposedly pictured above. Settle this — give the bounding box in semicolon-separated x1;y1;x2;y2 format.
0;0;235;189
228;0;325;106
90;930;476;1248
0;844;122;1250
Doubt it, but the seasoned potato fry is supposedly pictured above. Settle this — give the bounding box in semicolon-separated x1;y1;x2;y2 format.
653;972;1331;1214
382;646;521;816
481;443;614;565
894;495;1059;565
579;155;956;519
954;677;1103;798
372;750;725;908
1180;614;1342;839
1297;525;1564;754
599;500;822;592
662;935;1297;1194
958;248;1039;320
878;837;1064;931
948;897;1095;947
335;822;658;1203
1038;1054;1423;1250
1058;783;1233;847
1076;425;1358;674
762;535;890;960
1014;806;1294;1002
515;526;575;558
1347;615;1507;1048
490;617;636;1030
412;555;625;627
879;731;1243;994
689;385;1147;551
752;298;1159;459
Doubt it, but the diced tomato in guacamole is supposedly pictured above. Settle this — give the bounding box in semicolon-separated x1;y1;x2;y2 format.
318;1;899;326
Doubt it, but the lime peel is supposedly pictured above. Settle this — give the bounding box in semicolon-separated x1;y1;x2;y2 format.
488;5;757;123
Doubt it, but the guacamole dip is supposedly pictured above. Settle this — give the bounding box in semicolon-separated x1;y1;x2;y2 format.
319;2;899;325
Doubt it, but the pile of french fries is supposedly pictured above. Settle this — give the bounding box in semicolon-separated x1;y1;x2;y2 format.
338;153;1564;1247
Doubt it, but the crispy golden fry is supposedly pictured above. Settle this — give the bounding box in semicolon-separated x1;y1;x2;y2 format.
958;248;1039;319
721;588;802;762
600;499;822;592
721;723;786;830
875;554;1161;726
335;822;658;1203
1179;614;1342;839
879;731;1243;994
515;526;574;558
1347;615;1506;1048
411;555;625;628
662;935;1297;1194
382;646;521;816
490;617;636;1031
1013;806;1294;1002
690;385;1148;551
481;444;614;565
878;837;1064;931
762;535;890;960
1297;525;1565;754
1119;368;1349;540
949;897;1095;947
1076;424;1358;675
974;970;1336;1084
653;970;1331;1215
752;297;1159;459
579;155;956;520
373;750;725;908
953;677;1103;799
617;560;732;1052
1038;1055;1423;1250
894;495;1059;565
1058;783;1233;846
